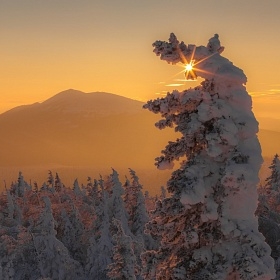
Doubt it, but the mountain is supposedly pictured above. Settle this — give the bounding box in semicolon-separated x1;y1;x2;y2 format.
0;89;279;192
0;89;177;192
0;89;174;166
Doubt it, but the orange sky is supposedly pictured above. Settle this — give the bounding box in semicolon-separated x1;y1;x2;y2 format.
1;0;280;120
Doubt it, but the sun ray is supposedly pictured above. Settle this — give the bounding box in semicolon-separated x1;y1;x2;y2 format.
178;46;218;81
177;46;188;65
161;46;222;84
193;51;219;67
190;45;196;63
176;46;223;81
183;60;196;80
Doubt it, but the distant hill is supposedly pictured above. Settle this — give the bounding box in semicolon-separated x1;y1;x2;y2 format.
0;89;175;167
0;89;177;192
258;129;280;157
256;116;280;133
0;89;279;192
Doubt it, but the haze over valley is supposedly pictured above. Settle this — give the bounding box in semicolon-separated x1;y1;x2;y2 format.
0;89;278;193
0;90;176;193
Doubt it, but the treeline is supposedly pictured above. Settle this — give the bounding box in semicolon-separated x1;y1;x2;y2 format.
0;168;164;280
2;156;280;279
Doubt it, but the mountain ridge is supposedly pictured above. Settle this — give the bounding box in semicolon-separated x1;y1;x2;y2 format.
1;89;145;117
0;90;279;192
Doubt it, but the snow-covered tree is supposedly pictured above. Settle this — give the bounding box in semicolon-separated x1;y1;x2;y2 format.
265;154;280;192
54;172;64;192
131;186;149;239
257;155;280;279
124;169;149;237
73;178;83;196
0;227;41;280
86;191;113;280
10;172;31;197
123;176;134;220
108;169;130;236
60;208;74;247
69;203;85;262
32;196;83;279
159;186;167;200
263;154;280;213
142;33;275;279
87;177;99;207
40;182;48;192
144;191;157;213
6;190;15;221
107;219;138;280
59;205;85;264
47;170;55;193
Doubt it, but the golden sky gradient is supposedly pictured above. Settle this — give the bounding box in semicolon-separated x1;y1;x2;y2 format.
1;0;280;121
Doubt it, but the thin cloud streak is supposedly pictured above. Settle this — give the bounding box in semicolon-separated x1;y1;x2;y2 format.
165;83;184;87
250;91;280;97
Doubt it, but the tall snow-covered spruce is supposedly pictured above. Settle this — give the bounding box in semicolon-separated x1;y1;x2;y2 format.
142;33;275;279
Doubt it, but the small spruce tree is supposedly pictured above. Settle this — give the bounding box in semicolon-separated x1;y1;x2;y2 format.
265;154;280;193
54;172;64;192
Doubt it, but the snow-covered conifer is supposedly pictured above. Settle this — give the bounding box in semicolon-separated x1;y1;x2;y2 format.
54;172;64;192
69;204;85;262
123;169;156;275
124;169;149;238
131;190;149;239
0;227;41;280
60;208;73;247
144;191;156;213
86;177;99;206
33;181;39;192
142;33;275;279
11;172;31;197
47;170;55;192
86;191;113;280
32;196;83;279
160;186;166;200
13;199;23;226
40;182;48;192
73;178;83;196
123;176;134;220
265;154;280;192
3;191;23;226
6;190;15;221
107;219;138;280
108;169;130;236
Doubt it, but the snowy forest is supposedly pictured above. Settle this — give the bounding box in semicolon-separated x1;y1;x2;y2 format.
1;33;280;280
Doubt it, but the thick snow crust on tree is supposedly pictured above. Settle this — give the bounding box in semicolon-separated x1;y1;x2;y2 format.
143;33;275;279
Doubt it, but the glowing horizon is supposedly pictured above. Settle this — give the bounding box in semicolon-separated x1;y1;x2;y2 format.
1;0;280;119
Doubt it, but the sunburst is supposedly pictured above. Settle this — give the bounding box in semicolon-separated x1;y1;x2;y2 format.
184;60;197;80
178;47;221;81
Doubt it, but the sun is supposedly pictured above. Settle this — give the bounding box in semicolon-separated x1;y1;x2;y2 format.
184;60;197;80
185;63;193;72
